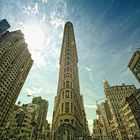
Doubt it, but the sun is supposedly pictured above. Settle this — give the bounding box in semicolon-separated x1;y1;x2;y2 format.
22;23;45;51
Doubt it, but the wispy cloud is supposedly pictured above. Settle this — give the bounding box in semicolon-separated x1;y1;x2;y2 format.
50;12;65;29
41;0;48;4
49;0;67;29
23;3;39;15
21;21;47;68
118;69;130;79
26;87;43;96
1;0;140;129
47;44;60;61
85;67;92;72
40;14;47;22
85;104;97;109
31;50;46;68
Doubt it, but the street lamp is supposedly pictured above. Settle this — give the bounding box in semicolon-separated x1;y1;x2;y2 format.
95;97;106;106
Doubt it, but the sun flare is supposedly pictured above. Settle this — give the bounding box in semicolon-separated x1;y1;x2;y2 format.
22;23;45;51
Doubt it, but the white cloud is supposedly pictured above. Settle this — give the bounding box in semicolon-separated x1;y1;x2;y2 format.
23;23;45;50
85;67;92;72
50;46;60;60
26;87;43;96
46;38;60;61
31;50;46;68
117;69;131;80
55;64;60;68
85;104;97;109
50;1;66;29
41;0;48;4
21;22;47;68
23;3;39;15
50;15;65;29
41;14;47;22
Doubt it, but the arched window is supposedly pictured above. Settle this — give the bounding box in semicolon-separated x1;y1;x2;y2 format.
61;103;64;112
66;90;69;98
65;102;69;113
66;81;69;88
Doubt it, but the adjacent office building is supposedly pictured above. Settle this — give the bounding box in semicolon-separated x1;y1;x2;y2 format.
119;89;140;139
92;119;100;139
2;97;49;140
103;80;136;140
51;22;89;140
41;120;51;140
2;104;33;139
128;49;140;83
0;19;10;36
32;96;49;139
96;100;112;140
0;19;33;134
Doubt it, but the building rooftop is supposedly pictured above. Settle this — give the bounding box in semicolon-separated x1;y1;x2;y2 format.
0;19;10;35
128;49;140;68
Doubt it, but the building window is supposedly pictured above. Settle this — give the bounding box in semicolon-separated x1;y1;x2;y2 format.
71;91;73;99
71;120;74;124
67;48;70;52
65;102;69;113
66;73;69;78
66;67;69;72
71;103;73;113
61;103;64;112
67;61;70;65
134;68;137;72
64;119;69;122
62;91;64;99
71;82;73;88
66;81;69;88
66;90;69;98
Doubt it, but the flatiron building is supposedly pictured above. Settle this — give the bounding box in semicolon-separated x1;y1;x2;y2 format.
52;22;89;140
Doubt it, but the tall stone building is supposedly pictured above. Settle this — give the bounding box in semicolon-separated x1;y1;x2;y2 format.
1;97;49;140
92;119;101;140
0;19;10;35
52;22;89;140
119;89;140;139
1;104;33;139
32;96;48;139
96;101;112;140
128;49;140;83
41;120;51;140
103;80;136;140
0;19;33;133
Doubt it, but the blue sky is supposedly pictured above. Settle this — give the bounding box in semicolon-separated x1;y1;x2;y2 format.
0;0;140;132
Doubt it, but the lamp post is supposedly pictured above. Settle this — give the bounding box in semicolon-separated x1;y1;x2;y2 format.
95;97;106;106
